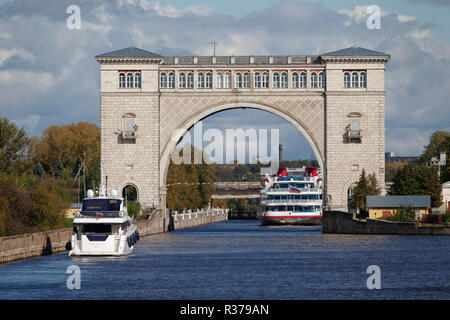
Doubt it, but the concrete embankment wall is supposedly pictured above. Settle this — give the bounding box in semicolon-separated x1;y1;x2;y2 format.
323;211;450;235
0;208;228;264
0;228;72;264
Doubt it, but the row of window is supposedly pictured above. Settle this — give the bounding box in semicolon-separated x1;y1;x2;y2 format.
344;71;367;88
119;72;141;88
118;70;366;89
159;71;326;89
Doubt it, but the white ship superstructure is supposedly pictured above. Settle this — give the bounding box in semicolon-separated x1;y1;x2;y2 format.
69;187;139;256
258;167;323;225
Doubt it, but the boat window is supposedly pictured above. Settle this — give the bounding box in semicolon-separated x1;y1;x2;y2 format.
83;200;105;211
82;224;112;234
82;199;122;212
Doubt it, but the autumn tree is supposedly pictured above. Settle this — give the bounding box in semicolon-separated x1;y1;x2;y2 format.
0;117;30;174
37;122;100;176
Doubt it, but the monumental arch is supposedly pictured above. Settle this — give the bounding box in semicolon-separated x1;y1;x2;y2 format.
96;46;390;212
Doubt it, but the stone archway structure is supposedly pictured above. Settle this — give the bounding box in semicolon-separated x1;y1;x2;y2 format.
96;46;389;212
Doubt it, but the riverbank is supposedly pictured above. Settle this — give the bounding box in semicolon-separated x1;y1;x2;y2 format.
0;208;228;264
323;210;450;235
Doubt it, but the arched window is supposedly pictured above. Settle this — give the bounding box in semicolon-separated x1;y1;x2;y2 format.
168;72;175;88
126;73;133;88
359;72;367;88
216;72;223;88
119;73;126;88
179;73;186;88
235;72;242;88
243;72;250;88
205;72;212;88
318;72;326;88
300;72;306;88
187;72;194;88
160;72;167;88
198;72;205;88
224;72;231;88
254;72;261;88
344;72;350;88
262;72;269;88
134;72;141;88
292;72;299;88
281;72;288;88
351;72;359;88
310;72;317;88
273;72;280;88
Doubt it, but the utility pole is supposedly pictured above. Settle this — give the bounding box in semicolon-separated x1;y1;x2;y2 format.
210;41;219;56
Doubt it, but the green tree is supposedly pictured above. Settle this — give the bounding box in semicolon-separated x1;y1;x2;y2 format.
53;158;64;179
350;170;381;213
390;163;442;207
33;161;45;178
0;118;30;174
422;131;450;164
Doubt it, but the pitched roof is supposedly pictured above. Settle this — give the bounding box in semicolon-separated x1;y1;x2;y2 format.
366;196;431;208
96;46;161;58
321;46;389;57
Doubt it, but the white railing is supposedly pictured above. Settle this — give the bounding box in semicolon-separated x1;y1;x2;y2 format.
261;187;321;193
261;199;322;206
171;207;229;222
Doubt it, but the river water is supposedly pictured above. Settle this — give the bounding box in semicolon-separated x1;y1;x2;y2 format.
0;220;448;300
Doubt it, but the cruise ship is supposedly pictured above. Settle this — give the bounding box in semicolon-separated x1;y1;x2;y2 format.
258;167;323;225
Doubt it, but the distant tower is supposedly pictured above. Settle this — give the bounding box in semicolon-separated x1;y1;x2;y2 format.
279;144;284;162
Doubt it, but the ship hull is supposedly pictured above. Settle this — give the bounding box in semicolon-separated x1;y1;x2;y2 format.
259;215;322;226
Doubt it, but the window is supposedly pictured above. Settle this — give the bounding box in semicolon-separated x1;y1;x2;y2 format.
262;72;269;88
310;72;317;88
216;72;223;88
351;119;359;131
168;72;175;88
359;72;367;88
281;72;288;88
273;72;280;88
292;72;299;88
243;72;250;88
235;72;242;88
134;72;141;88
126;73;133;88
300;72;306;88
122;113;137;141
254;72;261;88
179;72;186;88
344;72;350;88
205;72;212;88
187;72;194;88
318;72;325;88
224;72;231;88
351;72;359;88
119;73;125;88
160;72;167;88
198;72;204;88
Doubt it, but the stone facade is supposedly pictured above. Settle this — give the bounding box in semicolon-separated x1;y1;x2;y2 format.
96;47;389;212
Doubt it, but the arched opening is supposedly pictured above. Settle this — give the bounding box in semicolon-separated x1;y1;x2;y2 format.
122;184;138;202
160;102;325;217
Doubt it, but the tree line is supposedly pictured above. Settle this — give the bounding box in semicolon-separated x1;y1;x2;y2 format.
0;118;100;236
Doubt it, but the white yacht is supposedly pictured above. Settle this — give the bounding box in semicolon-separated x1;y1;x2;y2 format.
69;187;139;256
258;167;323;225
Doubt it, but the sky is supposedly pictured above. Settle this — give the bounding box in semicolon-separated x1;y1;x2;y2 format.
0;0;449;160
